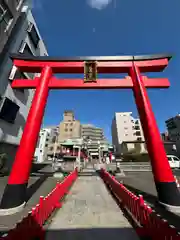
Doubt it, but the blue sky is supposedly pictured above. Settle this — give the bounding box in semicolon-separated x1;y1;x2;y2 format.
32;0;180;142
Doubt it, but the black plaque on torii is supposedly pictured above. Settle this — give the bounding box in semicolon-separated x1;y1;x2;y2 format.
84;61;97;83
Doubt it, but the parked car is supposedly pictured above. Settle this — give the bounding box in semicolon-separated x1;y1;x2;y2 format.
167;155;180;169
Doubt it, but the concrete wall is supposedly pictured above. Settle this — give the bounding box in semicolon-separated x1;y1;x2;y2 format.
121;142;147;155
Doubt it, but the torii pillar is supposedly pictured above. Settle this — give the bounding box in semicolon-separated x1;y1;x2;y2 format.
0;54;180;215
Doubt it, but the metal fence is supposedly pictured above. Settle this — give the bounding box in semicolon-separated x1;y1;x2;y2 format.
0;168;78;240
100;168;180;239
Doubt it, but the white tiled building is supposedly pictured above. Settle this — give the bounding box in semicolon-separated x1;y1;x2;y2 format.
111;112;145;155
34;127;59;163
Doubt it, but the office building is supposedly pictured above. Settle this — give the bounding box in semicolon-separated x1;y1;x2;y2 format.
58;111;81;142
0;2;48;169
111;112;145;155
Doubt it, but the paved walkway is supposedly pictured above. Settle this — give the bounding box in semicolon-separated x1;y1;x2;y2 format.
46;166;138;240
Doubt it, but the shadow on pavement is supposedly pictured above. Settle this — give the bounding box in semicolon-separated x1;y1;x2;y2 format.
26;175;49;201
45;228;138;240
78;172;99;177
31;163;51;173
124;184;180;231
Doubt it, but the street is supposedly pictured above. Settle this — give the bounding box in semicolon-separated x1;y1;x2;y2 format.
115;168;180;230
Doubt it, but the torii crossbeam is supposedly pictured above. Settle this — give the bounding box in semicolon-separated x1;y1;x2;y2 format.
1;54;180;215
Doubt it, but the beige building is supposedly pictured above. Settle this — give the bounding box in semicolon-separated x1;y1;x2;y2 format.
112;112;145;155
58;111;81;142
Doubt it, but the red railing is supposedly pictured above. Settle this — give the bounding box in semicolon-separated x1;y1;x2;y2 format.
1;168;78;240
100;168;180;239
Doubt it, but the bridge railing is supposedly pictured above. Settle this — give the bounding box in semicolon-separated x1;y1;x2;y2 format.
100;168;180;239
0;168;78;240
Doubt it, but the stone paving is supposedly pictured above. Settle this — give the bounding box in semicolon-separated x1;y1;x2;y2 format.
46;166;139;240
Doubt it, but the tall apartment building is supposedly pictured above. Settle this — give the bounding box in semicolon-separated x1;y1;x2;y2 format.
0;2;48;169
58;111;81;142
81;124;104;141
111;112;144;154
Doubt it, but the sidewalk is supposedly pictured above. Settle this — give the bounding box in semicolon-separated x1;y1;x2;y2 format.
0;175;57;233
45;166;139;240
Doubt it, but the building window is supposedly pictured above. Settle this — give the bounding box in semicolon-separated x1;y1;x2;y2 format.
45;144;48;147
134;125;140;130
19;41;34;56
65;129;68;132
135;131;141;136
27;22;40;48
137;137;142;141
0;97;20;124
0;1;13;32
52;136;56;143
70;129;72;132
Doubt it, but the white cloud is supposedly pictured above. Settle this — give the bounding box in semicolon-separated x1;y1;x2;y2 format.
87;0;112;10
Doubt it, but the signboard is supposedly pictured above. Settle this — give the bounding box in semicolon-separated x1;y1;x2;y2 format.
84;61;97;83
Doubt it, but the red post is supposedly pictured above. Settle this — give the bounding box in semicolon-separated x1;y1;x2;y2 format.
1;66;52;211
129;63;180;208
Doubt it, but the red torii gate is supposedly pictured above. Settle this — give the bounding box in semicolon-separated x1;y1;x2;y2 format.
1;54;180;214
